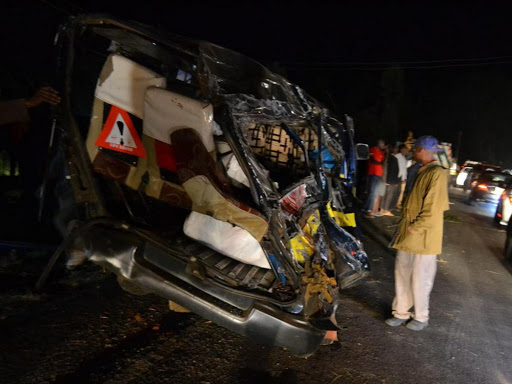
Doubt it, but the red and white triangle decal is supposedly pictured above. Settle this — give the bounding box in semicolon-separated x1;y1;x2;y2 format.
95;106;146;158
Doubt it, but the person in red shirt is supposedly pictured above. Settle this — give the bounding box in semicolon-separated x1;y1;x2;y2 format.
363;139;386;215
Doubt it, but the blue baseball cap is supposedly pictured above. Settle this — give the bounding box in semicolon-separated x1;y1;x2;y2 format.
415;135;443;151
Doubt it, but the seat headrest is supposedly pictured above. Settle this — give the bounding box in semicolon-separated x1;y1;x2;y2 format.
143;87;215;152
95;54;167;118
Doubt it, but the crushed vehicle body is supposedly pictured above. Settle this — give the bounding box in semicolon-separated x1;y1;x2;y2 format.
43;14;370;356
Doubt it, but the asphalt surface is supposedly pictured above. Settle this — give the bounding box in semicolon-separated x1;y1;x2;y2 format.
1;187;512;384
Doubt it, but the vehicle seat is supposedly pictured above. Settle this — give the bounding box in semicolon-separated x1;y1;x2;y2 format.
142;87;221;210
85;54;166;190
142;88;268;262
171;128;269;241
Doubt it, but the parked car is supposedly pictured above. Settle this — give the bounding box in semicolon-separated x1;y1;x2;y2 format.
467;171;512;204
456;166;474;189
495;184;512;226
455;161;482;188
458;163;502;191
36;15;371;356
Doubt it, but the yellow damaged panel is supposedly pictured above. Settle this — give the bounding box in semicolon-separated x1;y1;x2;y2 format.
292;211;320;264
290;233;315;264
303;211;321;238
327;203;357;227
291;205;357;264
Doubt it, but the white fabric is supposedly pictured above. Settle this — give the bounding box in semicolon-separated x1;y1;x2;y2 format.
212;121;223;136
183;211;270;269
395;153;408;181
95;54;167;118
143;87;215;152
221;154;250;188
392;250;437;322
215;141;232;154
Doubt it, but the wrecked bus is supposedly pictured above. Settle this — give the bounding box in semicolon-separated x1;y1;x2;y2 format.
38;14;370;356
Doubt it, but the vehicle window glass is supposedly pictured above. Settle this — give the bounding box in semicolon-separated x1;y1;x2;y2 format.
479;173;511;183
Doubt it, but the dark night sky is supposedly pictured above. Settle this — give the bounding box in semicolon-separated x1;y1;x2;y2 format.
2;1;512;166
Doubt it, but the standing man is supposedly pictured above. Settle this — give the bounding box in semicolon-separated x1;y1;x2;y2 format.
395;144;409;209
386;136;449;331
363;139;386;216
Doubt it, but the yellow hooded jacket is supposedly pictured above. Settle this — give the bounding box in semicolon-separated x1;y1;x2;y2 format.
391;164;450;255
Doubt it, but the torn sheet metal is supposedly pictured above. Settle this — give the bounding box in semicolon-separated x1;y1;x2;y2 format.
289;232;314;264
280;184;307;215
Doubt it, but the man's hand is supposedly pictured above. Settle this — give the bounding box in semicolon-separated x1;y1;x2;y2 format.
407;226;418;234
24;87;61;109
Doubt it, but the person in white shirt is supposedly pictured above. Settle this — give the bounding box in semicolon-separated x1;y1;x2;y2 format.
394;144;409;208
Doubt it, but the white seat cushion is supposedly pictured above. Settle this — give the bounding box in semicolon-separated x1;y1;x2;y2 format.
183;211;270;269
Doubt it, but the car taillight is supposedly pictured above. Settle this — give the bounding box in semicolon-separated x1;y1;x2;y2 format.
477;183;488;191
471;181;477;186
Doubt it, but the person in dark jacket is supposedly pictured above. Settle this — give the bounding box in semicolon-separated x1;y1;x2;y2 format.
402;161;422;206
0;86;60;126
380;144;401;216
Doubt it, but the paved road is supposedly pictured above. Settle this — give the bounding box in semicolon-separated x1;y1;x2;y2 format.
1;187;511;383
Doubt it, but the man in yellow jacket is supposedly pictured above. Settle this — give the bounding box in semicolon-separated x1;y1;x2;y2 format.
386;135;449;331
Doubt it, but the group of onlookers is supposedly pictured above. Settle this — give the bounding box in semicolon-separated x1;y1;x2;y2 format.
363;139;414;218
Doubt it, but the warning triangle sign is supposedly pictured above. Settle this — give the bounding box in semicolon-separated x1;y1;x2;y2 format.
95;106;146;157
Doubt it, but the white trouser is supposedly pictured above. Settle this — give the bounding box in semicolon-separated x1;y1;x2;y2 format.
392;250;437;322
